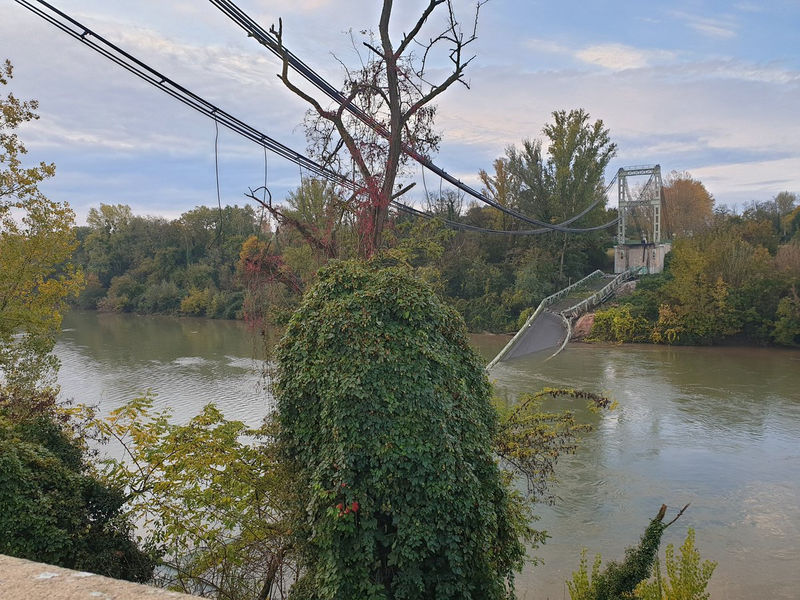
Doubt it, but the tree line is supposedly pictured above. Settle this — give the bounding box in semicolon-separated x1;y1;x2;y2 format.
589;191;800;347
68;176;800;348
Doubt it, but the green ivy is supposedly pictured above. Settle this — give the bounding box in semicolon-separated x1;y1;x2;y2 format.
567;508;670;600
276;260;525;599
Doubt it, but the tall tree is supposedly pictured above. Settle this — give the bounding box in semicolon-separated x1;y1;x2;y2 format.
479;157;518;231
0;59;82;391
270;0;486;257
662;171;714;238
508;109;616;279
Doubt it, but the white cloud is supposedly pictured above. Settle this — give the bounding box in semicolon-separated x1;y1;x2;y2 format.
524;38;677;72
575;44;676;71
670;11;738;39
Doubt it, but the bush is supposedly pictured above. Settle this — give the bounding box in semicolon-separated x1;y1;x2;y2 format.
567;510;669;600
773;287;800;346
588;305;652;343
636;528;717;600
137;280;182;314
74;272;107;310
180;287;214;316
0;414;156;582
276;261;524;600
98;274;142;312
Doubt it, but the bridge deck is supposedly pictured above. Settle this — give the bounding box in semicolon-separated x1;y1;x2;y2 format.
545;276;613;313
487;269;638;368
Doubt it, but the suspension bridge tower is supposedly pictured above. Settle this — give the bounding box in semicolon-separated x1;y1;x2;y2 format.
614;165;671;274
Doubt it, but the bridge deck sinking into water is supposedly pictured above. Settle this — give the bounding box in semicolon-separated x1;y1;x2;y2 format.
486;268;642;369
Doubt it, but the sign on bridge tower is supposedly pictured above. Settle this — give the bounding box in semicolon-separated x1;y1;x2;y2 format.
614;165;671;274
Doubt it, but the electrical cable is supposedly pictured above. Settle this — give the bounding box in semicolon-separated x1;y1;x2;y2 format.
12;0;615;237
213;117;224;245
11;0;351;188
207;0;620;233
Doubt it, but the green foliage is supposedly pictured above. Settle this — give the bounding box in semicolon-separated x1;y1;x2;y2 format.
179;286;215;316
567;548;603;600
636;529;717;600
88;395;294;599
137;280;183;313
773;287;800;346
276;260;525;600
75;203;258;317
592;215;800;346
493;389;612;505
0;401;155;582
1;59;83;390
567;511;668;600
588;306;652;343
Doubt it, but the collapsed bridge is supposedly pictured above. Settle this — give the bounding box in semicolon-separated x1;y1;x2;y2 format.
486;267;644;369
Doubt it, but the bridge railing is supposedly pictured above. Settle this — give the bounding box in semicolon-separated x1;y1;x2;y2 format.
560;266;644;320
486;270;604;370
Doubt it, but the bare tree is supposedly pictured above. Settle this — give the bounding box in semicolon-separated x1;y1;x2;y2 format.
270;0;487;258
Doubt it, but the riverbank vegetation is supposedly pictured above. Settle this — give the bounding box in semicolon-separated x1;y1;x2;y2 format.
66;116;614;332
589;194;800;347
68;179;799;347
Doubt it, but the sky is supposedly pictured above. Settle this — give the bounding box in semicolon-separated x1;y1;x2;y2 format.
2;0;799;223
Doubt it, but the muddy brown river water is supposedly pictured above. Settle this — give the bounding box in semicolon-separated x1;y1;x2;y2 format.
56;311;800;599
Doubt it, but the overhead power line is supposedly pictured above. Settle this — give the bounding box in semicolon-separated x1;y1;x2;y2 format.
14;0;615;237
12;0;349;187
207;0;620;234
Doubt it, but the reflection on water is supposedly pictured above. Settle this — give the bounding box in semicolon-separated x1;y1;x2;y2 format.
55;313;800;599
56;311;270;426
493;344;800;600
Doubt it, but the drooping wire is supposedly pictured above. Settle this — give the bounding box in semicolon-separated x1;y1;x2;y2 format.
214;117;224;245
11;0;349;187
13;0;615;237
256;145;268;239
207;0;620;234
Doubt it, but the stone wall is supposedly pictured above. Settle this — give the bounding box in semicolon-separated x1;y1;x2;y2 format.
0;554;200;600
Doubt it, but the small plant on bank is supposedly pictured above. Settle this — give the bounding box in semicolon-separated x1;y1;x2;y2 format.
566;504;692;600
636;528;717;600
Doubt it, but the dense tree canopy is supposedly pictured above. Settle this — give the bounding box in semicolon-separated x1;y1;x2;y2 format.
276;260;525;599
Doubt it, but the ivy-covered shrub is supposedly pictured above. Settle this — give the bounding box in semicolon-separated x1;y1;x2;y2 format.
276;261;524;600
567;509;669;600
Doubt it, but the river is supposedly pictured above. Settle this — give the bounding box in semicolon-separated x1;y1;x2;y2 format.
55;311;800;599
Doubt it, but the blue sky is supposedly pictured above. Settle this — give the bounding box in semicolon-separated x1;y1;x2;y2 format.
2;0;799;223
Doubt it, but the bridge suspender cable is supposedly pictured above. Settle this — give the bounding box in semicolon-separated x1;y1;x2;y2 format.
206;0;620;234
13;0;616;236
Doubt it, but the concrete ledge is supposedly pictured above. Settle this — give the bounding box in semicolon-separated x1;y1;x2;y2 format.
0;554;200;600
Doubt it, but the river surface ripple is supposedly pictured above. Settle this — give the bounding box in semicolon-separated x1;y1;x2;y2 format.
55;311;800;599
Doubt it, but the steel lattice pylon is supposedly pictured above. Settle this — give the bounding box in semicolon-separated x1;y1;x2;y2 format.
616;165;663;244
